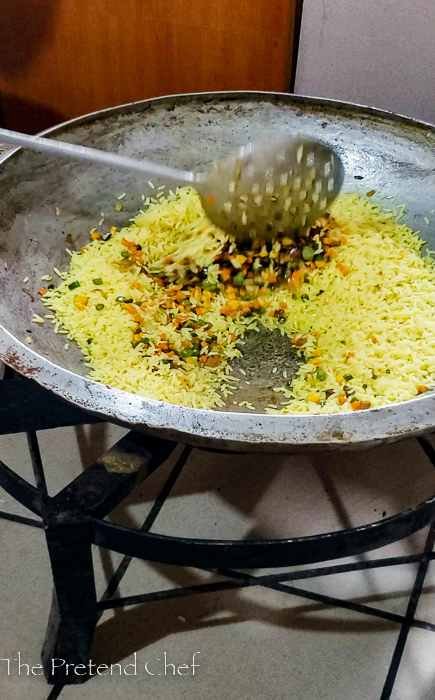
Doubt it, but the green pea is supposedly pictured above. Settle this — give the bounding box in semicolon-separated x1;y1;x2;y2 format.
181;348;194;358
121;251;130;258
302;246;315;261
93;278;103;285
315;368;327;381
232;272;245;286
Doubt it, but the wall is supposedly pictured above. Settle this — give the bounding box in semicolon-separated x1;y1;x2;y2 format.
295;0;435;124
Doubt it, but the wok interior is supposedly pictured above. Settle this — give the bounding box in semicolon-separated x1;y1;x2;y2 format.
1;93;435;413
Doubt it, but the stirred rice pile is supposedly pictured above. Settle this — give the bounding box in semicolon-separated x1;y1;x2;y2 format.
42;187;435;413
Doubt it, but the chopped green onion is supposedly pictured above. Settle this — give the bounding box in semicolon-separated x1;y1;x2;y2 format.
115;296;125;303
278;316;286;324
68;281;80;290
115;202;123;211
93;278;103;285
350;396;359;403
142;337;151;344
202;279;217;291
344;373;353;381
121;251;130;258
302;246;315;261
301;294;309;301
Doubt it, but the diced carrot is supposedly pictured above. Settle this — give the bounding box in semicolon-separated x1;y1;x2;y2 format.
230;333;237;342
160;333;167;340
418;386;428;394
220;268;232;281
123;304;137;315
336;263;351;275
338;395;347;405
200;355;208;363
325;248;335;258
166;351;175;358
351;401;361;410
340;236;347;245
322;237;341;246
347;351;355;357
38;288;47;295
267;274;277;284
279;302;288;310
176;291;187;301
158;342;169;351
182;340;191;348
196;307;205;315
133;282;143;290
91;231;100;240
306;394;321;404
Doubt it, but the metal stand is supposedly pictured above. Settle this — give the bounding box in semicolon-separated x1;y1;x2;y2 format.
2;375;435;699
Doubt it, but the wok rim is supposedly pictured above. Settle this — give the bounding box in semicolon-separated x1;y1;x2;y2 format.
1;89;435;451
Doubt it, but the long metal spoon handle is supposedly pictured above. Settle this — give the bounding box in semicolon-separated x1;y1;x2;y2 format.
0;127;195;183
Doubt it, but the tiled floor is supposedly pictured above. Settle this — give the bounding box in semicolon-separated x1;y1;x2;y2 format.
1;424;435;699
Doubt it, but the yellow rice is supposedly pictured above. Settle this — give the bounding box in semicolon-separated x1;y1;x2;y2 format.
44;187;435;414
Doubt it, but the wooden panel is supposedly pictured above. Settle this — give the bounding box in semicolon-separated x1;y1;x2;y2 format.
0;0;296;132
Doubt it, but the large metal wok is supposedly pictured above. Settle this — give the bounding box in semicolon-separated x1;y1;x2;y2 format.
1;91;435;452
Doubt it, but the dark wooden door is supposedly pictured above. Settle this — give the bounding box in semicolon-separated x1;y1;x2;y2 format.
0;0;297;132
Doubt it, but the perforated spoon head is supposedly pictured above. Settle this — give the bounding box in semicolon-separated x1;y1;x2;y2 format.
197;137;344;241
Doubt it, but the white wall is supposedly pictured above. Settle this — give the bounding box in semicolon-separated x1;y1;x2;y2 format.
295;0;435;124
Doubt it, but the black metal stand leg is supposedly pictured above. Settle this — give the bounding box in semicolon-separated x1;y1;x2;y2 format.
42;515;97;685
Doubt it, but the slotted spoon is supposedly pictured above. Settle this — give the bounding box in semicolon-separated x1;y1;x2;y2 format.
0;127;344;240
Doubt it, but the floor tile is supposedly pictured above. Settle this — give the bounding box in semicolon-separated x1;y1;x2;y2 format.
61;587;400;700
391;628;435;700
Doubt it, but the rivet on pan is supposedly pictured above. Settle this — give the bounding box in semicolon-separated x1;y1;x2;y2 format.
324;162;332;175
254;195;263;206
296;145;304;163
280;173;289;186
229;181;236;193
299;190;307;201
265;182;274;194
241;212;248;225
239;194;248;203
251;183;260;195
327;177;335;191
223;201;232;213
284;197;292;211
319;198;327;209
